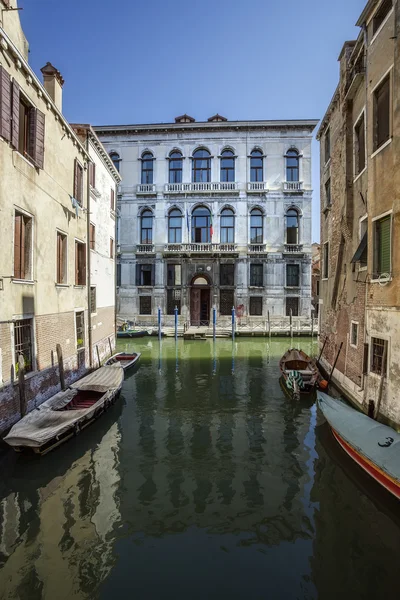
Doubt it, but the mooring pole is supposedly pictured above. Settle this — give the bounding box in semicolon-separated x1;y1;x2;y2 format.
311;309;314;338
18;354;27;417
316;337;328;367
213;306;216;341
56;343;66;390
158;307;161;341
174;306;178;341
268;310;271;339
231;307;235;340
328;341;343;383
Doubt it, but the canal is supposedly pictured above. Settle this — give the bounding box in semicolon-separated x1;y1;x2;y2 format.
1;338;400;599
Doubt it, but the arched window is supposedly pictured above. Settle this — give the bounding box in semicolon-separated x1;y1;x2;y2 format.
192;149;211;183
169;151;183;184
191;206;211;243
220;149;235;182
220;208;235;243
286;149;299;182
109;152;120;172
141;209;153;244
250;208;263;243
141;152;154;184
250;149;263;182
168;208;182;243
286;209;299;244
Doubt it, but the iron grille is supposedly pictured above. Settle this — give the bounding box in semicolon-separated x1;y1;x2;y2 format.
371;338;386;374
286;297;299;316
220;290;234;315
250;297;262;316
14;319;33;373
140;296;152;315
75;311;85;349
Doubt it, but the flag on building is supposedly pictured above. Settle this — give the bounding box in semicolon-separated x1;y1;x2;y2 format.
210;213;213;239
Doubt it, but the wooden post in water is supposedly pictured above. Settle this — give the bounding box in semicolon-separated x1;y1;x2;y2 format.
311;310;314;338
96;345;101;368
56;343;66;390
18;354;27;417
328;342;343;383
316;336;327;367
108;336;113;357
268;310;271;339
374;341;388;420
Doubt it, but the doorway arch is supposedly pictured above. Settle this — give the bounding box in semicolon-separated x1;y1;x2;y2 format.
190;274;211;325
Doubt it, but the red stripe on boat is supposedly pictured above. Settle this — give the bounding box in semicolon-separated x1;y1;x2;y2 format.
332;428;400;500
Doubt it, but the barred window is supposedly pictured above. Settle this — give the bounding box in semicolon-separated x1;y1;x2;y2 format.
220;263;234;286
371;337;387;374
250;264;263;286
220;290;234;315
250;297;262;316
286;264;300;287
14;318;33;373
140;296;152;315
75;311;85;349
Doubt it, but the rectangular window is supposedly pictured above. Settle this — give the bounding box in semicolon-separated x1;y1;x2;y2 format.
286;297;299;316
89;162;96;188
140;296;152;315
74;159;84;205
89;223;95;250
75;311;85;349
167;288;181;315
286;264;300;287
250;264;263;287
90;286;96;314
56;231;67;284
14;318;33;373
325;178;331;207
136;264;154;286
325;128;330;163
374;215;391;276
117;263;121;287
220;264;234;286
371;337;387;374
316;280;320;295
354;113;365;175
167;264;181;286
110;238;114;258
75;241;86;285
323;242;329;278
14;211;33;280
18;96;34;158
250;296;262;316
111;188;115;211
374;76;390;151
220;290;234;315
351;322;358;347
372;0;392;36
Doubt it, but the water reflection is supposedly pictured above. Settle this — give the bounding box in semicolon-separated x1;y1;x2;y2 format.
1;338;399;600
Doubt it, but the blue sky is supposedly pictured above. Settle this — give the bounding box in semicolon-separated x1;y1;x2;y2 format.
19;0;366;242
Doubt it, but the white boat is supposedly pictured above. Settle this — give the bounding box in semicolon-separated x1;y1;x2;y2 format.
104;352;141;371
3;365;124;455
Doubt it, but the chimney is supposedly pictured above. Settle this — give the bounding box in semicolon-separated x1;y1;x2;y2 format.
40;62;64;112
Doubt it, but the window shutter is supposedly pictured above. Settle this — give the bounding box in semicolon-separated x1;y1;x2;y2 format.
14;214;22;279
82;244;86;284
57;233;61;283
11;79;19;149
28;108;45;169
73;159;78;199
151;265;155;286
379;216;391;273
135;264;141;286
0;66;11;142
20;215;26;279
75;242;78;284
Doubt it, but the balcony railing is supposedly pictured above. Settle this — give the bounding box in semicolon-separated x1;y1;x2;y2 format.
136;244;155;253
137;184;156;194
283;181;303;192
247;182;268;192
164;243;237;253
164;182;238;194
248;244;267;253
284;244;304;253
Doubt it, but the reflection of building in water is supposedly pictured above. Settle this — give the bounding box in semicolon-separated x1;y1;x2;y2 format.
0;423;122;598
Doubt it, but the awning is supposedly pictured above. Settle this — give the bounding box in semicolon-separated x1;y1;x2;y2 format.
351;230;367;263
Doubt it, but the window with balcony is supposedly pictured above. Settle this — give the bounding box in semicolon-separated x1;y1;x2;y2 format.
220;208;234;243
250;149;263;182
141;209;153;244
250;208;263;243
14;211;33;280
136;264;154;286
56;231;67;284
192;149;211;182
250;264;263;287
220;149;235;182
286;209;299;244
220;264;234;286
286;264;300;287
354;113;366;175
373;214;391;276
373;76;390;151
249;297;262;316
14;318;33;373
168;208;182;243
191;206;211;243
169;150;183;183
285;148;299;182
372;0;392;36
109;152;120;172
141;152;154;184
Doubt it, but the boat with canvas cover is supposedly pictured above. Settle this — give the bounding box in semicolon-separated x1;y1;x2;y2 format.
3;365;124;455
105;351;141;371
317;391;400;500
279;348;320;399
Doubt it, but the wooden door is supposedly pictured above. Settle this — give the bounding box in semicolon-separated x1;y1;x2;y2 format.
190;288;201;325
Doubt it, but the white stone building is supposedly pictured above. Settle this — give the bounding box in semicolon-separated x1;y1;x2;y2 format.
95;115;318;325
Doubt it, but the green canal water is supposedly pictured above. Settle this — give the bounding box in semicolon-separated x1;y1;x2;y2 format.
1;338;400;600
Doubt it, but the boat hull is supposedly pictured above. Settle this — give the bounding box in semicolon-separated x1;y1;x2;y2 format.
105;352;141;371
331;428;400;500
117;330;148;338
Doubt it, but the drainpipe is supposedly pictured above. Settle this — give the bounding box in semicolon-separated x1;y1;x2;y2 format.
86;131;93;369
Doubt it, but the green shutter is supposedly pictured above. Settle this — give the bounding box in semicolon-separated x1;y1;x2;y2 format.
379;216;391;274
